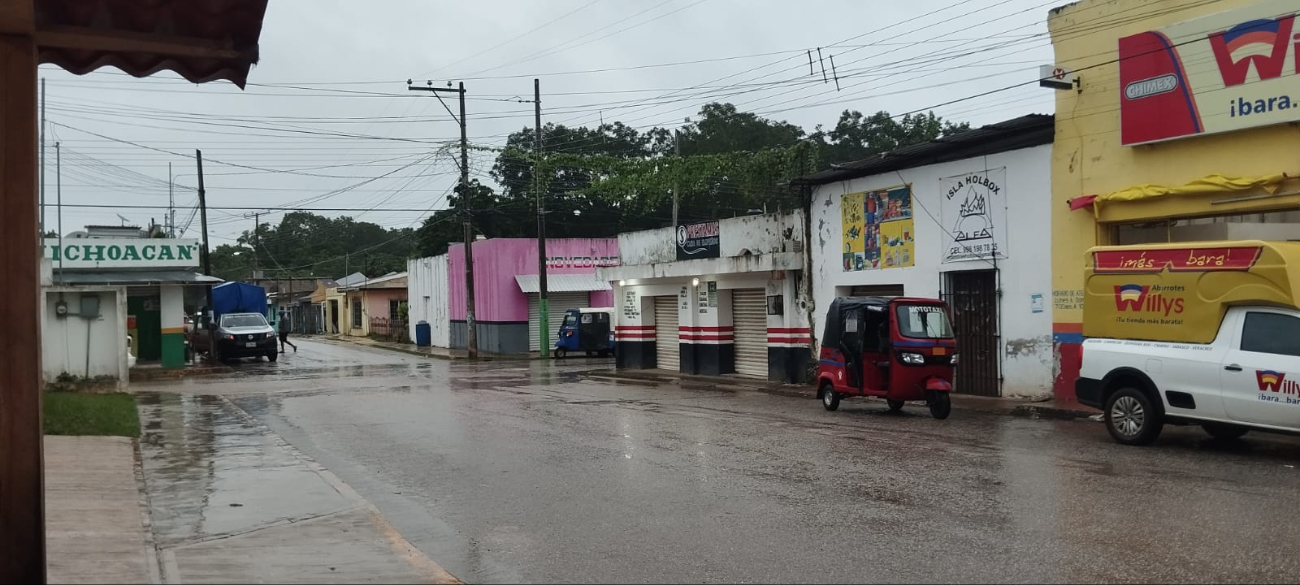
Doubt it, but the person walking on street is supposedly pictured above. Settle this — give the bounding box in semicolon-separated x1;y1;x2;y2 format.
278;309;297;353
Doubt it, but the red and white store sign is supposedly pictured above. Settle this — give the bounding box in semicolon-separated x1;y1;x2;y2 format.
1119;0;1300;146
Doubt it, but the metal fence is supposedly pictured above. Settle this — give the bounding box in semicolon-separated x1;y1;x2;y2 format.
369;317;408;342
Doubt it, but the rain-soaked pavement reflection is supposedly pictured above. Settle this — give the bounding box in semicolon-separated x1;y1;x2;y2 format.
137;338;1300;584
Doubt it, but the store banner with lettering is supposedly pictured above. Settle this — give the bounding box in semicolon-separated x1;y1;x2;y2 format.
1118;0;1300;146
840;185;915;271
940;168;1008;263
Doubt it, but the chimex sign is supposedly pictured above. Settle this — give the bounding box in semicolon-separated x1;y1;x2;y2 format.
1119;0;1300;145
43;239;200;269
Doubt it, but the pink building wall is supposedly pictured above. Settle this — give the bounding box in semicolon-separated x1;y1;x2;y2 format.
365;289;406;323
590;290;614;307
448;238;619;322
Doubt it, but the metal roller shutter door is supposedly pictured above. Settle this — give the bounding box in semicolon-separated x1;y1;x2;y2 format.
654;296;679;371
732;289;768;378
529;291;590;352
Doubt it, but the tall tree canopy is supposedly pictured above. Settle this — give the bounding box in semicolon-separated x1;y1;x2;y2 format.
213;104;971;265
210;211;414;281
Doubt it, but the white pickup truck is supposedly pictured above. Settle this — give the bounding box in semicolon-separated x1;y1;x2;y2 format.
1077;306;1300;445
1075;241;1300;445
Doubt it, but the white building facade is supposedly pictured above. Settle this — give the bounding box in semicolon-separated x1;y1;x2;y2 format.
599;212;814;382
805;115;1054;398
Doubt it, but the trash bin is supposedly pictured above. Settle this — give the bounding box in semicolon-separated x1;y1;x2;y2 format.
415;321;431;347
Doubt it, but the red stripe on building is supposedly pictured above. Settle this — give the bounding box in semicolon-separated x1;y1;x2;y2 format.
616;325;656;331
681;334;735;342
680;326;734;332
768;327;811;334
768;336;811;345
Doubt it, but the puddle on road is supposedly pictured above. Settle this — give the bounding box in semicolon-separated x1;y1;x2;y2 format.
135;392;354;548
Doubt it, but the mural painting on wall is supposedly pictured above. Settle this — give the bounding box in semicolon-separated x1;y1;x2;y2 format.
940;167;1008;263
841;184;916;272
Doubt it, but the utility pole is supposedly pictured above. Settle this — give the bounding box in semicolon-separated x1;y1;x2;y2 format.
56;142;62;283
168;162;175;237
534;78;549;358
196;150;215;364
251;212;259;280
672;130;681;227
408;80;477;358
39;77;45;241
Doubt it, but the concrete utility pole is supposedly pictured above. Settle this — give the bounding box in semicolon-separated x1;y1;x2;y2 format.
408;80;477;358
534;78;549;358
672;130;681;227
251;212;259;279
196;150;215;364
40;77;45;240
168;162;175;237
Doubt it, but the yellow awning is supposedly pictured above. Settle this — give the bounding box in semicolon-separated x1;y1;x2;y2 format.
1082;173;1290;217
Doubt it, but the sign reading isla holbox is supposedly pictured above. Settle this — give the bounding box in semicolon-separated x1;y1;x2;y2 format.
43;239;201;269
1119;0;1300;145
676;221;721;260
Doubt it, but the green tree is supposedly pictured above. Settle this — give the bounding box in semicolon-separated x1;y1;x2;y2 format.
812;110;971;165
212;211;417;281
492;121;664;237
414;180;516;257
676;102;806;156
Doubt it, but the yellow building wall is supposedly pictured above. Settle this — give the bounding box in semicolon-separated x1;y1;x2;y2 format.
1048;0;1300;394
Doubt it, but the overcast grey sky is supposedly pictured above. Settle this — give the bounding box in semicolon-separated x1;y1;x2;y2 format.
38;0;1060;251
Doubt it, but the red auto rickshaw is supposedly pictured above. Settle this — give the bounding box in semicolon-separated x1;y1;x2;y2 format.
816;296;957;419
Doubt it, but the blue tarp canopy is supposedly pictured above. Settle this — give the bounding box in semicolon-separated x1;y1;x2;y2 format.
212;281;267;318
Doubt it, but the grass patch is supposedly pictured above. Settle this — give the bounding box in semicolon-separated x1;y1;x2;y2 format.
44;392;140;437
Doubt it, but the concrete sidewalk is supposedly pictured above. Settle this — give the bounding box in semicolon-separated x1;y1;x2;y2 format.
587;368;1095;420
45;435;159;584
314;334;536;360
136;393;460;584
310;335;456;359
320;334;1094;420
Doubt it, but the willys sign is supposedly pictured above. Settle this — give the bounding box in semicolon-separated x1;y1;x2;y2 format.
44;239;201;269
1119;0;1300;145
676;220;721;260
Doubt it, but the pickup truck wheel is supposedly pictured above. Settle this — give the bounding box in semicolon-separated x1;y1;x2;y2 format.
820;383;841;411
1203;423;1249;440
1105;387;1163;446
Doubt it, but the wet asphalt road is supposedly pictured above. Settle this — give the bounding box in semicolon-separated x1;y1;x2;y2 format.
137;338;1300;584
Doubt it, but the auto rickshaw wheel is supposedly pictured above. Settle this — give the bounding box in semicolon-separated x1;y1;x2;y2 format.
554;347;567;359
820;383;840;411
887;399;905;412
927;392;951;420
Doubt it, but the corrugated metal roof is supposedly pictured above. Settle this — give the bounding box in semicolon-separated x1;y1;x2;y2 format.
515;274;611;294
35;0;268;88
334;272;368;287
796;114;1055;186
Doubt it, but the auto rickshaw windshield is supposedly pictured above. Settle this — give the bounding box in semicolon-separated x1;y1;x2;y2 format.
563;313;579;327
895;304;953;339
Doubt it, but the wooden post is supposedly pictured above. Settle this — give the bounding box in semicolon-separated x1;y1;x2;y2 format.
0;27;46;583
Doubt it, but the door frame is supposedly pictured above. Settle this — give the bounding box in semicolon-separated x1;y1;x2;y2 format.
941;269;1001;397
